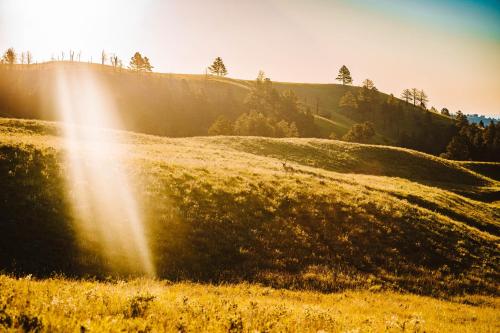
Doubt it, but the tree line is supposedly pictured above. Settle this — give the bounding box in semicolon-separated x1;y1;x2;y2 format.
1;47;429;113
1;48;231;78
2;47;497;161
208;71;315;137
331;64;500;161
441;112;500;161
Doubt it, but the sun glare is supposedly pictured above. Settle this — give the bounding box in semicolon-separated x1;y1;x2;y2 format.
54;66;154;276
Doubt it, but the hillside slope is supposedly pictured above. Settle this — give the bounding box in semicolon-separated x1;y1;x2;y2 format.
0;118;498;296
0;62;456;154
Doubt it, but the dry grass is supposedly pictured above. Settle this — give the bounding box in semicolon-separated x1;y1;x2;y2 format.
0;275;499;332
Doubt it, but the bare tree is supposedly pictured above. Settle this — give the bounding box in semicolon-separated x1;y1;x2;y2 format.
101;50;107;65
26;51;33;64
362;79;375;90
110;54;118;67
110;54;123;70
401;89;412;104
20;52;25;64
410;88;419;106
77;51;82;62
69;50;75;62
416;90;429;109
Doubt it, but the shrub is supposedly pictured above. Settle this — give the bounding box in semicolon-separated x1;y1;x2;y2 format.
17;313;43;332
125;294;156;318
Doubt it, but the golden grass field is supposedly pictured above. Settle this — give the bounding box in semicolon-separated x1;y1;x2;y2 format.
0;118;498;331
1;275;499;332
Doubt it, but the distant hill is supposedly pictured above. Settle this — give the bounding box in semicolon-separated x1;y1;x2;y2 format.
0;118;498;296
0;62;457;156
467;114;498;126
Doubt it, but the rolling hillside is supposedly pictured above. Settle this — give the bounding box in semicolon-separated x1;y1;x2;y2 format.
0;62;457;154
0;118;498;297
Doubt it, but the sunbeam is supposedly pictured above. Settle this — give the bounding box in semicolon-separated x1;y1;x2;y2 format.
54;66;154;276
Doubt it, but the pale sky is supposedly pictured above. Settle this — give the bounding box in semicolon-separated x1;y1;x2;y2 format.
0;0;499;116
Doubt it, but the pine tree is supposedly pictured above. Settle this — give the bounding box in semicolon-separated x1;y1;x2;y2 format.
208;57;228;76
441;108;450;116
455;110;468;128
129;52;143;71
338;91;358;110
142;57;153;72
358;79;378;109
442;135;470;160
336;65;352;85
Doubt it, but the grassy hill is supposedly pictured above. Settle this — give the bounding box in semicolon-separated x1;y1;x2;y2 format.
0;62;456;154
0;118;498;298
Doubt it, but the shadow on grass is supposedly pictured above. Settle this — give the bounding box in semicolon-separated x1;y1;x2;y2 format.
0;145;112;278
0;144;498;297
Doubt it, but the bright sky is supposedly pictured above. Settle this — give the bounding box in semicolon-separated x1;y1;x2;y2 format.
1;0;499;116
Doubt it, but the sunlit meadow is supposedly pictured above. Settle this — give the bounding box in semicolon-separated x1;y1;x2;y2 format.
0;0;499;332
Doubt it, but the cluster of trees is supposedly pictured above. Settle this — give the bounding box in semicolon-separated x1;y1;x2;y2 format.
0;47;152;72
441;112;500;161
331;75;458;153
99;50;123;69
333;65;430;110
128;52;153;72
440;108;451;116
341;121;375;143
1;48;34;65
209;113;298;137
338;79;379;113
1;48;232;79
401;88;429;108
207;71;316;137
